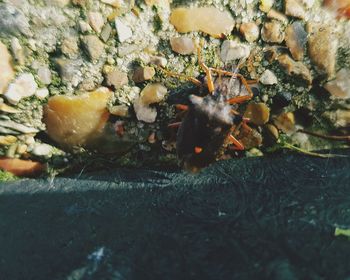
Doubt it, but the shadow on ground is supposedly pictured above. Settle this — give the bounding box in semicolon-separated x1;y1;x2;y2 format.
1;151;350;280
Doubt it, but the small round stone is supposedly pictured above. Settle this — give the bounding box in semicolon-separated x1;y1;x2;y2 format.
273;91;292;107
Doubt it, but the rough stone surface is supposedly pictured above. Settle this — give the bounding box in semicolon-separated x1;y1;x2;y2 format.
285;21;307;61
0;41;15;95
170;37;195;55
261;21;285;43
106;69;129;89
115;19;132;43
100;23;112;42
240;22;260;42
0;3;31;36
82;35;105;62
88;12;104;34
308;24;338;78
61;36;79;58
220;40;250;62
10;37;25;65
285;0;306;19
267;9;288;23
277;54;312;85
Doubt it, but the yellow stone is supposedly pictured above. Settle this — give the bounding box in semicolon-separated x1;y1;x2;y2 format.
170;7;234;38
274;112;295;133
244;102;270;126
0;135;17;146
43;87;112;148
140;83;167;105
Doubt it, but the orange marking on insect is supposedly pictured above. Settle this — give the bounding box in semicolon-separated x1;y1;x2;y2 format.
194;146;203;154
175;104;189;111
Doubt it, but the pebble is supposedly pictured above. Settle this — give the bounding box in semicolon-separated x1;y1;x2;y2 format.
273;91;292;108
132;66;156;83
267;9;288;24
133;98;157;123
109;104;129;117
324;69;350;99
259;0;274;12
277;54;312;85
308;24;338;78
115;18;133;43
0;103;20;113
35;88;49;99
274;112;296;133
61;36;79;58
285;0;306;19
261;21;285;43
220;40;250;63
79;20;92;33
0;135;17;146
4;73;38;104
32;143;53;157
140;83;167;105
170;37;195;55
0;119;39;134
259;69;278;85
88;12;104;34
100;23;112;43
11;37;25;65
149;56;167;67
82;35;105;62
55;58;82;83
37;66;52;85
0;41;15;95
265;124;279;141
16;144;27;155
43;87;112;148
45;0;70;7
170;7;234;38
244;102;270;125
285;21;307;61
239;22;260;42
238;129;263;149
105;69;129;89
323;110;350;128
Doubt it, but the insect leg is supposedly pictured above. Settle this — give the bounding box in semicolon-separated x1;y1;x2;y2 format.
228;135;245;150
197;41;215;93
159;67;202;86
208;68;254;104
168;122;182;128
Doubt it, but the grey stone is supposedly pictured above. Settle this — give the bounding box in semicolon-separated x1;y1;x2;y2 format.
285;21;307;61
0;4;31;36
100;23;112;43
82;35;105;62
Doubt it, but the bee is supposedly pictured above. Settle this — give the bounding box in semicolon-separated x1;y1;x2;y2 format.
165;43;256;172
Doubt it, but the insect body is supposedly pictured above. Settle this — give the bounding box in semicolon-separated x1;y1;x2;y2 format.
166;44;255;172
176;94;244;172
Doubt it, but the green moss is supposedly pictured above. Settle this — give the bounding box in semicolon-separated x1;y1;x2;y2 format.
0;170;17;182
